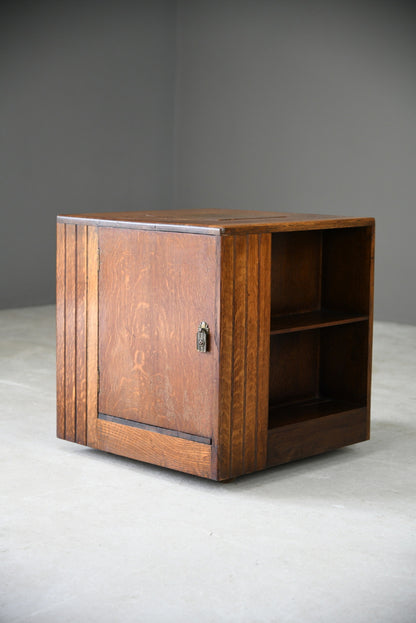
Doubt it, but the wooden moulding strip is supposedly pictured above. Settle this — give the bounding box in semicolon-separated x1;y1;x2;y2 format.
64;224;76;442
56;223;66;439
244;235;260;473
217;236;234;479
98;413;212;445
86;225;99;448
256;234;271;470
96;419;212;479
57;222;97;446
75;225;88;445
229;235;248;477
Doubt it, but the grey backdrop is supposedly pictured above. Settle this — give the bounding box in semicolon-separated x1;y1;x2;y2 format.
1;0;415;323
0;0;176;308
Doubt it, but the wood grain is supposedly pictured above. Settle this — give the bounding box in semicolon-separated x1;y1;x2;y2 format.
244;234;260;473
98;412;211;445
98;228;219;439
56;223;99;446
269;331;319;406
96;418;211;479
230;235;247;477
320;323;369;405
57;209;375;236
267;408;367;467
216;236;234;479
271;230;322;316
75;225;87;445
270;310;369;334
56;211;374;481
217;234;271;480
322;226;372;314
56;223;66;439
86;226;99;448
256;234;272;470
64;224;76;442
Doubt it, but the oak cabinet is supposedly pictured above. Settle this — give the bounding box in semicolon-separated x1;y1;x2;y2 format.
56;209;374;480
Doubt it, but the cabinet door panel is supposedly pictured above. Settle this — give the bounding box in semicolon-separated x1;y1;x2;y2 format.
98;228;219;439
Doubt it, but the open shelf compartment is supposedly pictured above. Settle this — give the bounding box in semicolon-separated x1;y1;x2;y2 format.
267;323;370;466
268;322;369;427
270;227;372;332
267;226;372;466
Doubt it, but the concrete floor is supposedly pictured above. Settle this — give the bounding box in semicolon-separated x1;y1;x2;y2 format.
1;305;415;623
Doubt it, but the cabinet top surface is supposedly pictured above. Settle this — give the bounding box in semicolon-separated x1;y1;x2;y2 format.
57;209;374;235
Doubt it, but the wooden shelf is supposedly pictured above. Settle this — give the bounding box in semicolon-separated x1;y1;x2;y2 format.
269;396;365;429
270;310;368;334
267;400;368;468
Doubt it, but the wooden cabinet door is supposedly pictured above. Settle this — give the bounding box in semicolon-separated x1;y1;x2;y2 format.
98;228;220;441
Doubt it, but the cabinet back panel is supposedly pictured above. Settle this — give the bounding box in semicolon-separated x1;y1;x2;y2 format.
269;331;319;405
271;231;322;316
98;228;219;439
320;323;369;404
322;227;372;314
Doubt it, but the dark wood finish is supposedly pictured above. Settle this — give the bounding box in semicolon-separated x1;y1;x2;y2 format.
269;397;363;428
56;210;374;481
322;226;372;314
64;224;76;442
267;408;367;467
266;223;375;470
75;225;88;445
86;226;99;449
96;418;212;479
56;223;99;446
269;331;319;406
216;235;234;479
230;235;247;477
97;413;211;445
97;227;219;439
271;231;322;316
270;310;368;334
56;223;66;439
57;209;375;236
217;234;271;480
320;323;369;405
256;235;272;471
245;235;262;472
366;223;376;438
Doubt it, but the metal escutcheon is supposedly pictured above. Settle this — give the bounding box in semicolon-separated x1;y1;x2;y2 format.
196;321;209;353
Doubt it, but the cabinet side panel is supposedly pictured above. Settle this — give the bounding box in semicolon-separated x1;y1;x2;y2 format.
218;234;271;480
86;226;99;448
56;223;66;439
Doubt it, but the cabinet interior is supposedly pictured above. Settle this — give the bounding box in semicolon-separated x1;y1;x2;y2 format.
269;227;371;429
